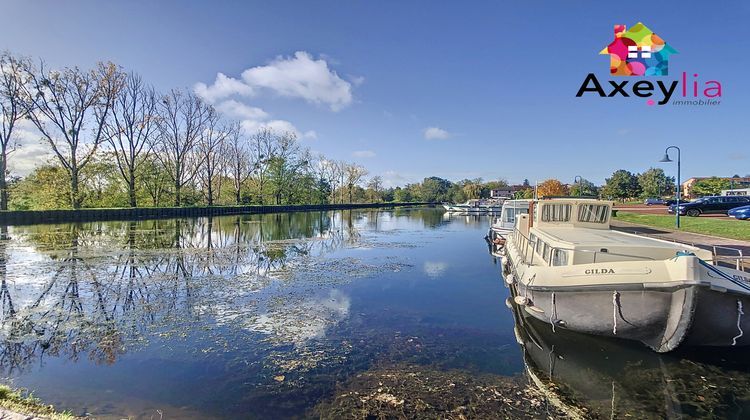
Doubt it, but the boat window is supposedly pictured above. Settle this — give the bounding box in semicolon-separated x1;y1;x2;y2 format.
577;204;609;223
541;204;571;222
542;242;550;263
535;237;544;255
552;249;568;266
504;207;528;223
529;233;537;248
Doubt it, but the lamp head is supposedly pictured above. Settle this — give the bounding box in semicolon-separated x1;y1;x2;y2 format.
659;153;673;163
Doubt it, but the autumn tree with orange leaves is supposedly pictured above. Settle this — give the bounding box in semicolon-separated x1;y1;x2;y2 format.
537;179;569;198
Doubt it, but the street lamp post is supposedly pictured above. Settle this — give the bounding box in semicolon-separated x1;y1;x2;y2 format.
574;176;582;196
659;146;681;229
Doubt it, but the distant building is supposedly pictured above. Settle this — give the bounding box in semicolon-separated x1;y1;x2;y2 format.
682;177;750;198
722;188;750;196
490;188;513;199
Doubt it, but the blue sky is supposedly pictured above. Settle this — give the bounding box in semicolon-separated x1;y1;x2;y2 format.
1;1;748;186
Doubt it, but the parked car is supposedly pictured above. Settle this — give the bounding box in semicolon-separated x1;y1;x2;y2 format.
668;196;750;217
664;198;689;206
644;198;666;205
729;205;750;220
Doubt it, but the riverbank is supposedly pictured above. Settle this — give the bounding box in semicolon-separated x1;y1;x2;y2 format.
614;211;750;241
0;385;74;420
0;202;432;226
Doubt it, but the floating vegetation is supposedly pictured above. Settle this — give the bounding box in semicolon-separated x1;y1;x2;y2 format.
313;363;571;419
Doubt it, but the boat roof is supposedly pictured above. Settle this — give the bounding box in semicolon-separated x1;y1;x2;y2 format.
502;199;531;207
536;226;699;251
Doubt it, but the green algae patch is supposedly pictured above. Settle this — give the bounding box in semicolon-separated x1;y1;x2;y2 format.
313;364;575;419
0;385;76;419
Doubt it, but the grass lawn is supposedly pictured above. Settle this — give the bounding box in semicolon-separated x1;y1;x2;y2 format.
615;212;750;241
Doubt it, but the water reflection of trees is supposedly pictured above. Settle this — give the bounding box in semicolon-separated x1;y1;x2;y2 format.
0;211;366;374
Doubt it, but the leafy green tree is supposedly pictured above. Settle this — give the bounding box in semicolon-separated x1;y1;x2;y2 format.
10;164;72;210
513;188;533;199
692;177;731;197
393;187;412;202
462;182;481;199
419;177;452;202
569;178;599;197
637;168;674;198
601;170;641;200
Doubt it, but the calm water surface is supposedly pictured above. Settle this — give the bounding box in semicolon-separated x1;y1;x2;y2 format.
0;208;749;419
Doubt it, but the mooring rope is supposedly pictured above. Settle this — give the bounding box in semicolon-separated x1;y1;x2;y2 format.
733;300;744;346
550;292;557;333
612;291;619;335
548;344;555;379
610;380;616;420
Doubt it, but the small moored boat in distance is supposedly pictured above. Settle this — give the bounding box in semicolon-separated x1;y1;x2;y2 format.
443;198;504;213
486;199;531;255
503;197;750;353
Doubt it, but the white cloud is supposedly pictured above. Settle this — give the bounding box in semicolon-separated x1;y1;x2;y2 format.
7;120;52;176
194;72;254;103
348;75;365;86
381;170;410;188
194;51;353;143
240;119;300;136
352;150;376;158
241;51;353;111
423;126;451;140
214;99;269;120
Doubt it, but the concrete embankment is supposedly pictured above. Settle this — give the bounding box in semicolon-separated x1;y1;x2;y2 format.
0;202;433;226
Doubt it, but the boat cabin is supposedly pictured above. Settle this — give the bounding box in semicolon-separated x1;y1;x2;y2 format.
491;199;531;231
511;198;711;267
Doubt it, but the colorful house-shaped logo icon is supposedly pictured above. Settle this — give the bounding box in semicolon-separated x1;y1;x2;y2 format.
600;22;677;76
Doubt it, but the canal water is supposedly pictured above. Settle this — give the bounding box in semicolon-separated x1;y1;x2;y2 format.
0;207;748;419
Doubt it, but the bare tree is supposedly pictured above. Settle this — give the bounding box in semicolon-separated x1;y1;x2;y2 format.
0;52;31;210
154;89;211;206
103;72;157;207
250;127;276;205
21;61;124;208
336;160;346;204
344;163;368;203
225;122;253;205
367;175;383;202
197;111;231;206
313;155;338;204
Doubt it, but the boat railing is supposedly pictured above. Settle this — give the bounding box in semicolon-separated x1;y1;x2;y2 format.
624;229;750;272
510;227;655;267
712;245;748;272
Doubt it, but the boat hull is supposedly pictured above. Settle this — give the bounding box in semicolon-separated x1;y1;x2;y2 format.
511;281;750;352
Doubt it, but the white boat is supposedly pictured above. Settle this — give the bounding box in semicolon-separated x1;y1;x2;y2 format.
486;199;531;255
443;199;504;213
503;197;750;353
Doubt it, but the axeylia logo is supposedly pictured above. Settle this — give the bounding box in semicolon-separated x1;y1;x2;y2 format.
576;22;721;106
600;23;676;76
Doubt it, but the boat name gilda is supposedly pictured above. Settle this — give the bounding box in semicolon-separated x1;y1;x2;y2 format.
734;274;750;283
575;72;722;105
585;268;615;274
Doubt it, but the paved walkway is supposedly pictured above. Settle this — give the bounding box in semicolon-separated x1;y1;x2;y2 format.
610;220;750;255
